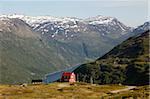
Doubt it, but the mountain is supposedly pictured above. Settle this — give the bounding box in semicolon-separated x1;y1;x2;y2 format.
1;14;132;40
118;21;150;41
0;14;133;84
131;21;150;36
0;14;133;58
0;18;88;84
74;30;149;85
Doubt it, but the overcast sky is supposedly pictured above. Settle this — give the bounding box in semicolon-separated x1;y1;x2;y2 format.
0;0;149;27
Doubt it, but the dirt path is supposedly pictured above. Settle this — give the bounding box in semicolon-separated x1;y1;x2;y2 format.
110;86;136;94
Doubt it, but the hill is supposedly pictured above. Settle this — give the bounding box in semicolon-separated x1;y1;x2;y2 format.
74;30;149;85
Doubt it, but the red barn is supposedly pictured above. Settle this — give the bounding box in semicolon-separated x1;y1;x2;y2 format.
61;72;76;82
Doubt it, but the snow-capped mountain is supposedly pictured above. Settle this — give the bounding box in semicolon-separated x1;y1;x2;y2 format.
116;21;150;42
132;21;149;37
84;15;117;25
0;14;132;40
0;14;82;29
133;21;150;33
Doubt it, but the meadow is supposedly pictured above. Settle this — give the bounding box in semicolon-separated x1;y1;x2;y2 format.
0;82;149;99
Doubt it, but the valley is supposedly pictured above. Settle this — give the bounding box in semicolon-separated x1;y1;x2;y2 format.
0;14;149;89
0;15;137;84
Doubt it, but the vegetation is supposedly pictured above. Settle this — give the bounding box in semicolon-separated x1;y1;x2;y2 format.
74;30;149;85
0;82;149;99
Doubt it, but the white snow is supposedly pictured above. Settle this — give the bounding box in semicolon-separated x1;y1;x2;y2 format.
89;20;110;25
51;34;55;38
43;29;48;32
42;32;45;34
0;14;115;29
55;30;59;34
0;14;130;38
84;15;115;25
70;25;78;28
0;14;81;30
51;27;54;30
71;35;74;37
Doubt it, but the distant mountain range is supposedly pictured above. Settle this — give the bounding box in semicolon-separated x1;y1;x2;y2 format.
0;14;149;84
119;21;150;41
0;14;132;40
74;30;149;85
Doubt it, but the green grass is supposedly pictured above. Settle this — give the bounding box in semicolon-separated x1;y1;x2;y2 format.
0;82;149;99
0;82;131;99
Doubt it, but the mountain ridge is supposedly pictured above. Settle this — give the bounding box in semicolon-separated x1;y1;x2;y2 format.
0;14;132;40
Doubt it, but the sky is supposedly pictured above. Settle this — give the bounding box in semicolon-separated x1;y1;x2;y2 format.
0;0;149;27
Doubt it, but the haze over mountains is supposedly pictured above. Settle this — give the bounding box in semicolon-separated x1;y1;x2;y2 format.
0;14;149;84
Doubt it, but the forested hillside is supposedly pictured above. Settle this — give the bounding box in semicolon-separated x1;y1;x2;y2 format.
74;30;149;85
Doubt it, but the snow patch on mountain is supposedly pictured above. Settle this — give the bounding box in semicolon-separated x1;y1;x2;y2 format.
0;14;120;28
85;15;114;25
0;14;132;39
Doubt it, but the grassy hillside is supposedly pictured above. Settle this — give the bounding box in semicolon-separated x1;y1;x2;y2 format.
0;82;149;99
74;30;149;85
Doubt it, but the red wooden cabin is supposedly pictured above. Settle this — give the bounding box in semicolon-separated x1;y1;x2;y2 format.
61;72;76;82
